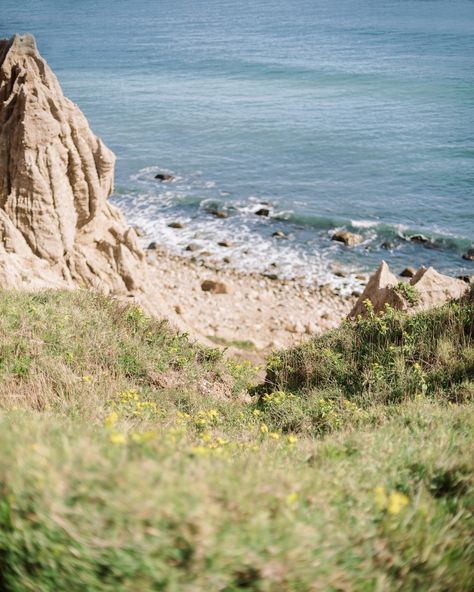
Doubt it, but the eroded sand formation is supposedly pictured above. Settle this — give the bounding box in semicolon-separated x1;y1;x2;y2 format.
0;34;147;293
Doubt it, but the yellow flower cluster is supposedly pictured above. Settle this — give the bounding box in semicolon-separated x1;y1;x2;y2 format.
130;431;156;444
374;487;410;515
104;389;161;445
190;433;230;457
111;389;159;419
193;409;220;430
262;390;295;405
109;432;126;445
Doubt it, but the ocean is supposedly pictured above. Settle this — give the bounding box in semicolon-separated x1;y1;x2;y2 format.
2;0;474;289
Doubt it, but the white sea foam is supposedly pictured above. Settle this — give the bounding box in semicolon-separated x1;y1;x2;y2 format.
350;219;378;229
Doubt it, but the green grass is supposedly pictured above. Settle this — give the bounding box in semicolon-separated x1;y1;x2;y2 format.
0;289;472;591
264;288;473;408
208;335;257;351
394;281;420;305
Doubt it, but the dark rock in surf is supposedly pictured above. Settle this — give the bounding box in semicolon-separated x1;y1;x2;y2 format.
210;209;228;219
410;234;429;244
155;173;175;182
462;248;474;261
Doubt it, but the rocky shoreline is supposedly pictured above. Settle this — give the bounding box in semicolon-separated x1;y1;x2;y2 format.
136;244;355;361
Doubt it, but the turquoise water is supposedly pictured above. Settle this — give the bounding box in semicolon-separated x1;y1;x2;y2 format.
2;0;474;286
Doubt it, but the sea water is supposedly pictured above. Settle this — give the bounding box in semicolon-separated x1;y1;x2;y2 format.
1;0;473;288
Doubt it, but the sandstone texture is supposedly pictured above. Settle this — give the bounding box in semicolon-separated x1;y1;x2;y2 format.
349;261;469;318
0;34;147;293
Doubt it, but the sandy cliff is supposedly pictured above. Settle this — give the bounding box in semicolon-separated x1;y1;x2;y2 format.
0;33;147;292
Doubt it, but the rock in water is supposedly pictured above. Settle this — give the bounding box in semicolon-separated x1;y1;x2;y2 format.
462;248;474;261
154;173;175;182
331;230;362;247
0;34;147;293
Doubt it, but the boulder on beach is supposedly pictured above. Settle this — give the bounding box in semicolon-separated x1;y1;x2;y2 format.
331;230;362;247
0;34;147;293
255;208;270;217
201;280;229;294
349;261;469;318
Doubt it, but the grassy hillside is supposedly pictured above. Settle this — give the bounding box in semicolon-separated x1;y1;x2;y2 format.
0;290;472;591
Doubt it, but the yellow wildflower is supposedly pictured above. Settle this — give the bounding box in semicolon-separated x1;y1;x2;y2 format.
104;411;119;428
287;434;298;445
252;409;261;417
82;375;93;383
110;432;127;445
286;492;299;505
269;432;280;440
260;423;269;434
387;491;409;515
191;446;209;456
131;431;155;443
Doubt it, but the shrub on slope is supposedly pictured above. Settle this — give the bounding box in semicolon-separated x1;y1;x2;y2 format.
265;287;473;404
